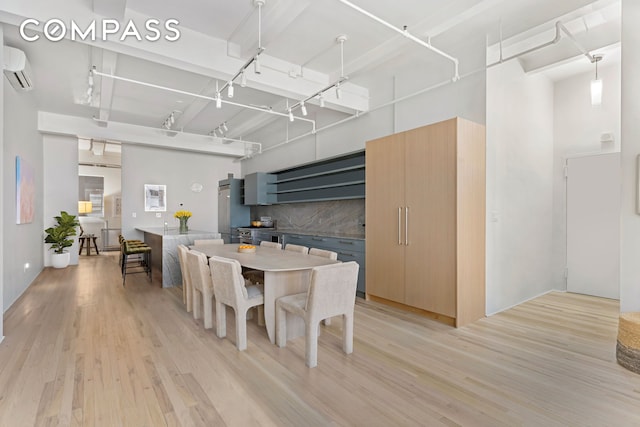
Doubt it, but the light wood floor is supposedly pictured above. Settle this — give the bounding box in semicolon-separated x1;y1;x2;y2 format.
1;253;639;426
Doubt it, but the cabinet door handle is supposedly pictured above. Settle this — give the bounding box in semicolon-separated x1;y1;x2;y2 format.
312;237;325;241
398;207;402;245
338;240;354;245
338;252;356;257
405;206;409;246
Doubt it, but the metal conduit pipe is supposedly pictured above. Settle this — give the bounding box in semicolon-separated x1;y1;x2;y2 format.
488;21;595;68
337;0;460;81
238;66;486;160
91;69;317;128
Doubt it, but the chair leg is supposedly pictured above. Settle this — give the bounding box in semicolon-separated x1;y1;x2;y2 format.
185;282;193;313
276;305;287;348
306;320;319;368
203;296;214;329
236;308;248;351
216;301;226;338
343;313;354;355
193;288;202;320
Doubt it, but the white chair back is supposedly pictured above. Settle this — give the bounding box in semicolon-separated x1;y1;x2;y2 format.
260;241;282;249
185;250;213;294
285;243;309;254
309;248;338;260
306;262;359;320
176;244;191;309
193;238;224;246
209;256;250;304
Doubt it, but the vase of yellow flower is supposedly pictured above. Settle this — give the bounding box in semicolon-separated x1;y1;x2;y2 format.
174;210;192;234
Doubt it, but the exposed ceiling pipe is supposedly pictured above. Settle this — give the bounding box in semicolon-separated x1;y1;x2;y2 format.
91;69;316;131
337;0;460;81
488;21;595;68
237;66;486;161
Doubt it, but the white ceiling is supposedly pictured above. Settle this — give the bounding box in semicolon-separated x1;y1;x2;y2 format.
1;0;621;154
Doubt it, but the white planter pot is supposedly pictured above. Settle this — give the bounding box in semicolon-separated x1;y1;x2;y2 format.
51;252;71;269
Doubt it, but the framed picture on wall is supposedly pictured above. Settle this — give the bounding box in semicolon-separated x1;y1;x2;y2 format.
144;184;166;212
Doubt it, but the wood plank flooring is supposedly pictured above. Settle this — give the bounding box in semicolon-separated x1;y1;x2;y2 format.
1;252;639;426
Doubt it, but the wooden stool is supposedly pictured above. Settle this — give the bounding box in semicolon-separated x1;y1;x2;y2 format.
122;241;152;286
617;312;640;374
78;235;100;255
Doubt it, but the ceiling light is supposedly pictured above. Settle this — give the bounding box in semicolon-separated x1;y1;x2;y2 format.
216;93;222;108
300;101;307;116
288;108;294;122
335;84;342;99
227;81;234;98
319;93;325;108
169;112;175;125
254;57;261;74
222;122;229;132
240;71;247;87
591;54;604;106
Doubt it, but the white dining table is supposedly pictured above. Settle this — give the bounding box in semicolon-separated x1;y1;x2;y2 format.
190;243;340;343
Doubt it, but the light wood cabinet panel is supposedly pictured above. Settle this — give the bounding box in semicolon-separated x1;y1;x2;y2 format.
365;133;406;303
366;117;485;327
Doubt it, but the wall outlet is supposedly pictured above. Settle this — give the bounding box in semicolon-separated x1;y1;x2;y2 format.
132;212;137;218
23;262;30;272
156;212;162;218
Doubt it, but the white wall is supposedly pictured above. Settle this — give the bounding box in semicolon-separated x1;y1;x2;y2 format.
121;145;241;239
43;134;79;267
3;59;44;312
620;0;640;312
486;60;555;315
551;62;621;290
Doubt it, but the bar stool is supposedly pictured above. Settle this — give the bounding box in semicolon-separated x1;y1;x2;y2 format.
121;237;152;286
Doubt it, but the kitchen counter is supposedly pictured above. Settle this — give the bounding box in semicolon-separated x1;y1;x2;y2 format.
276;229;364;240
136;227;220;287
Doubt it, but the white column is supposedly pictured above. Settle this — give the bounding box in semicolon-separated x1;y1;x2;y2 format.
620;0;640;312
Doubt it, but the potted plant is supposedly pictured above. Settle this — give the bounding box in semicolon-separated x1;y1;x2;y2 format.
45;211;80;268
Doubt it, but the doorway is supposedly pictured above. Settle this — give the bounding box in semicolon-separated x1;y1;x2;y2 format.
566;153;620;299
78;139;122;255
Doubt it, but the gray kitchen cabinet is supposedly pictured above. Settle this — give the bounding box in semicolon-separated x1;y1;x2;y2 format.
244;172;276;205
282;233;366;297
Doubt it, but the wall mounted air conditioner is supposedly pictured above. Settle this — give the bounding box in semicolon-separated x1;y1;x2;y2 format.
3;46;34;91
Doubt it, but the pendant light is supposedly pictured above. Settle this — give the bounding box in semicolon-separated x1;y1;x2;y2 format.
591;54;603;106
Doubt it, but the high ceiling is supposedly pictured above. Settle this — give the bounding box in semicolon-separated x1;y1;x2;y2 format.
0;0;621;157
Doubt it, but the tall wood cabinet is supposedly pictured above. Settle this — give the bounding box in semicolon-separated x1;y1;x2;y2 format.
365;117;486;327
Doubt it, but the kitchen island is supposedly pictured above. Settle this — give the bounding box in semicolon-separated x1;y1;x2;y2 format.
136;227;221;288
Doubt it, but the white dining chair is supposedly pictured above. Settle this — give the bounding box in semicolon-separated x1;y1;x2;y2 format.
186;250;215;329
309;247;338;260
193;238;224;246
285;243;309;254
276;261;359;368
176;244;193;312
209;256;265;351
260;241;282;249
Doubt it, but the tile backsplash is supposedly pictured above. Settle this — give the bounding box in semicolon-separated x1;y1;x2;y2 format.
253;199;365;237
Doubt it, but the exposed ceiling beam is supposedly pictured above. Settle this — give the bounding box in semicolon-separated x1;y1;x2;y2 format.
92;0;127;20
96;49;118;121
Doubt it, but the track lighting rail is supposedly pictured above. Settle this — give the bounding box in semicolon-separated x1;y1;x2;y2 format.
91;69;316;131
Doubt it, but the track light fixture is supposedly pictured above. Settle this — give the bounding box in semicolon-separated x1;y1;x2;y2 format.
300;101;307;116
86;67;95;104
288;108;294;122
216;92;222;109
221;122;229;132
227;81;234;98
240;71;247;87
335;84;342;99
319;93;325;108
591;54;603;106
254;57;261;74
